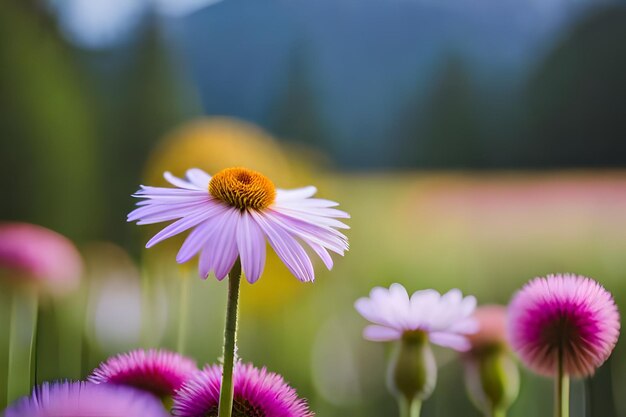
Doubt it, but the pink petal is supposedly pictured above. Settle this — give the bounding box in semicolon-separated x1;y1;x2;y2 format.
267;210;348;255
363;325;402;341
198;245;212;280
134;186;207;197
130;201;210;224
145;201;224;248
250;211;314;282
236;213;266;284
176;206;229;263
276;204;350;219
202;209;240;280
273;207;350;229
306;241;333;270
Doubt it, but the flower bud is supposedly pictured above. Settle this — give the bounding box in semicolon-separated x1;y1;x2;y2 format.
463;306;519;416
387;331;437;403
464;345;519;417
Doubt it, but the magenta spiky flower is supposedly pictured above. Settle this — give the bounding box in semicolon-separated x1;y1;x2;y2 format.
172;362;314;417
5;381;169;417
88;349;198;398
128;167;349;283
0;222;82;295
508;274;620;377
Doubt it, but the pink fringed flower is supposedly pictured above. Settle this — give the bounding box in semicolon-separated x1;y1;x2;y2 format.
0;222;82;295
5;381;169;417
89;349;198;398
355;283;478;351
172;362;313;417
508;274;620;377
128;167;349;283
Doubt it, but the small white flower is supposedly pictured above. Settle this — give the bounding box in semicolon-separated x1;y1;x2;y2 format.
355;283;478;351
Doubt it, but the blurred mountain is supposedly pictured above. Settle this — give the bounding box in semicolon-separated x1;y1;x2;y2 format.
165;0;613;167
524;5;626;168
45;0;626;168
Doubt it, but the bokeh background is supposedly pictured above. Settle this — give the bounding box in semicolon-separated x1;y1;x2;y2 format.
1;0;626;416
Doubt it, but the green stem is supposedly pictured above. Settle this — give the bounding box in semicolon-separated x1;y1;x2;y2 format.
491;407;506;417
217;259;242;417
56;296;83;380
140;266;153;347
31;305;42;387
398;397;422;417
555;348;570;417
7;292;38;404
176;272;190;354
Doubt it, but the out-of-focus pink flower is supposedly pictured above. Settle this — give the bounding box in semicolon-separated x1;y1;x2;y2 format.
355;283;478;351
467;305;508;351
5;381;169;417
89;349;198;398
172;362;313;417
0;222;82;295
508;274;620;377
463;305;519;416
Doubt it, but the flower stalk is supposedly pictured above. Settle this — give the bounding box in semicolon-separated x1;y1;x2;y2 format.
464;346;519;417
555;347;569;417
177;270;191;354
7;292;38;404
398;396;422;417
492;408;506;417
388;331;436;417
217;258;242;417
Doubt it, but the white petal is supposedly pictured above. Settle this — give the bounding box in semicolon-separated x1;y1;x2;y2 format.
363;325;402;342
186;168;212;189
355;285;410;330
409;289;441;329
429;332;471;351
279;198;339;208
164;171;204;190
275;186;317;202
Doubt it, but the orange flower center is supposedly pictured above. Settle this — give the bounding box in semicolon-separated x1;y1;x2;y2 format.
209;167;276;210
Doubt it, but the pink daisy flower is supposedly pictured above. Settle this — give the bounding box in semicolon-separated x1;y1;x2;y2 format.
0;222;82;295
172;362;314;417
5;381;169;417
88;349;198;398
128;167;349;283
355;283;478;351
508;274;620;377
